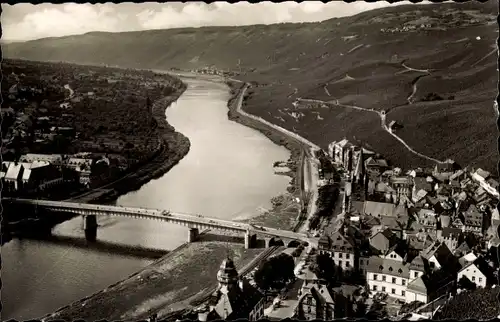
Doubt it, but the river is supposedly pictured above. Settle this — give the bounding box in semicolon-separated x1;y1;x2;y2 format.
1;75;291;321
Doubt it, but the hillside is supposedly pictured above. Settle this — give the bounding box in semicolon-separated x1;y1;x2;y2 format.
4;1;498;172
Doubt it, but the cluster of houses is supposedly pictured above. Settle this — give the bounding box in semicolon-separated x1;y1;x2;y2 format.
161;138;499;322
305;139;500;308
1;153;110;195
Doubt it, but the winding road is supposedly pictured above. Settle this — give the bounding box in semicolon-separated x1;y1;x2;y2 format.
297;97;444;164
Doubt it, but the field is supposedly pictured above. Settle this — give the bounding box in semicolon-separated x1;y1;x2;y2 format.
3;1;498;172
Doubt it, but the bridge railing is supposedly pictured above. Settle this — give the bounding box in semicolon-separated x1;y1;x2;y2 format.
11;198;308;240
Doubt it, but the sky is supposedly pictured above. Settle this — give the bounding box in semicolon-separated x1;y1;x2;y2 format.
2;1;433;42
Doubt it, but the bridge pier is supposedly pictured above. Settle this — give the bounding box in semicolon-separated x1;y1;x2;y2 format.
244;231;257;249
187;228;199;243
264;238;271;248
82;215;98;242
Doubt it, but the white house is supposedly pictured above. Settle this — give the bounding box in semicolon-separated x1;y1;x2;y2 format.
457;257;492;288
471;168;499;198
317;229;356;271
4;162;23;191
365;256;410;301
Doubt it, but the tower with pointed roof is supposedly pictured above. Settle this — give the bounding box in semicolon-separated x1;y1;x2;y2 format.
217;257;240;292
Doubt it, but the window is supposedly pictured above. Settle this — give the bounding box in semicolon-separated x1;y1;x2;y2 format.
308;306;311;313
382;276;386;282
307;297;312;306
346;262;350;268
366;260;369;265
339;260;342;267
392;288;396;294
360;259;364;265
392;277;396;284
346;253;350;259
373;274;378;281
389;267;393;272
479;277;483;283
339;253;343;258
472;276;476;282
414;272;418;278
382;286;386;292
402;279;406;286
373;285;378;291
402;290;406;296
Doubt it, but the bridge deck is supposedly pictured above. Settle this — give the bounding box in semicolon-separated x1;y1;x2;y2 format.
8;198;309;241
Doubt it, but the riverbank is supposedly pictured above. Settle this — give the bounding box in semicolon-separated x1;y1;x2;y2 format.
42;237;265;321
2;81;190;245
225;80;304;231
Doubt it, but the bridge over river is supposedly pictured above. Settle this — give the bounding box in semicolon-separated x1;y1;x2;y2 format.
8;198;312;248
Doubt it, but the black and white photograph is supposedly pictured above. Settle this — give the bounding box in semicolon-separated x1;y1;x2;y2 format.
1;1;499;321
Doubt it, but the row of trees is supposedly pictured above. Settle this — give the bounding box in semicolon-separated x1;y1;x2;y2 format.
309;184;340;230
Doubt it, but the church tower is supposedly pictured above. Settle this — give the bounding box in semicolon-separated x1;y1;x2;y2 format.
217;257;239;293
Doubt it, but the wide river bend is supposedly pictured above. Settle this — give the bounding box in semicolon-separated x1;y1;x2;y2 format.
1;74;291;320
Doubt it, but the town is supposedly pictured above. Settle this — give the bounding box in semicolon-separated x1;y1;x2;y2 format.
171;139;499;321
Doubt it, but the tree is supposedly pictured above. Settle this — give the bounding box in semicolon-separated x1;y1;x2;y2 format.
254;253;295;291
458;276;477;291
354;301;368;318
310;253;343;286
365;301;387;320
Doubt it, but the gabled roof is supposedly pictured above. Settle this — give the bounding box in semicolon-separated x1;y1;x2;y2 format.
369;228;399;251
458;257;495;281
413;189;428;202
409;255;426;271
375;181;395;193
22;167;32;181
474;168;490;180
366;256;410;278
364;201;396;217
328;230;355;252
385;241;408;259
458;252;477;267
422;242;459;271
406;276;428;294
380;215;406;231
453;241;472;257
5;163;22;180
464;205;482;227
449;169;465;181
363;215;381;228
